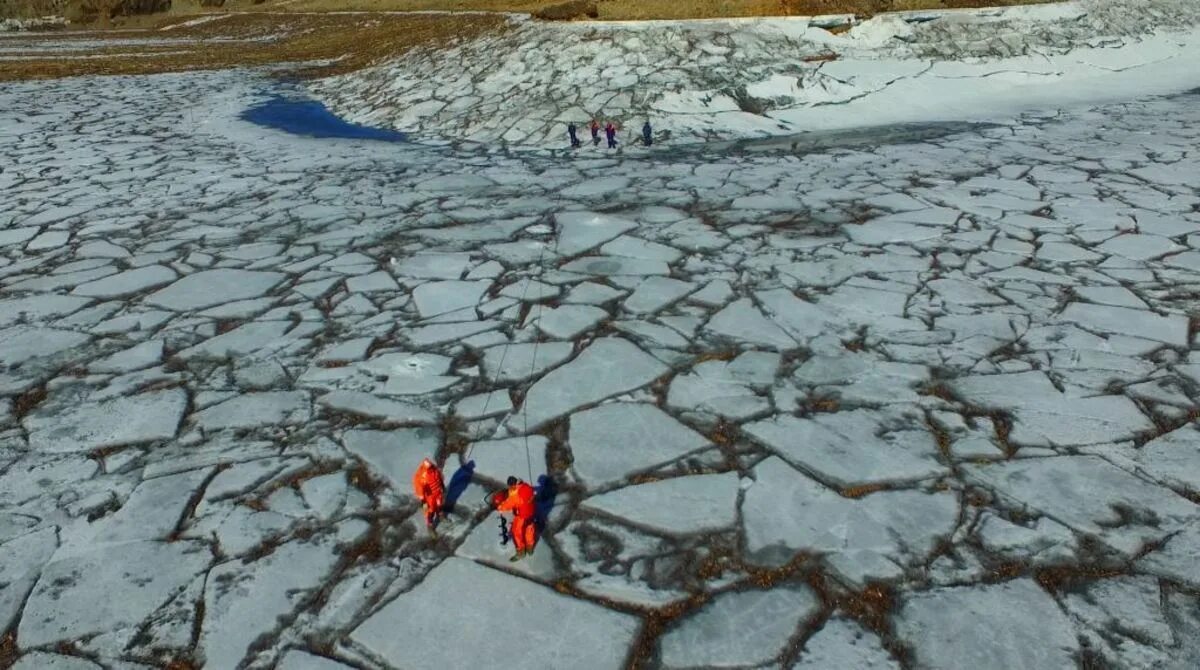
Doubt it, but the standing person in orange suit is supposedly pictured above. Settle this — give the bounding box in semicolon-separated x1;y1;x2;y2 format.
494;476;537;561
412;458;445;535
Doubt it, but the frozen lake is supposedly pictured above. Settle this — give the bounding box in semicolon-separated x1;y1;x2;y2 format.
2;31;1200;670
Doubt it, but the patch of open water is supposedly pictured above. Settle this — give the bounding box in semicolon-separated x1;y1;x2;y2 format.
241;94;406;142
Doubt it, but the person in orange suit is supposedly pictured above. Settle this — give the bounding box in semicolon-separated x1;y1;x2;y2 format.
494;476;537;561
412;458;445;534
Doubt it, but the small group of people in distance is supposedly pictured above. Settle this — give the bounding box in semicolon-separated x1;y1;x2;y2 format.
567;119;654;149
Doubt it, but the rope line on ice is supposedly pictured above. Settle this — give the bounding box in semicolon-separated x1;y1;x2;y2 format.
464;214;560;485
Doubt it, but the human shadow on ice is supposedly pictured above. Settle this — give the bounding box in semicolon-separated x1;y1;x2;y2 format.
444;460;476;514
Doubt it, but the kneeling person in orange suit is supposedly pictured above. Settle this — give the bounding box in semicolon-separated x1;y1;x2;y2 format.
494;476;537;561
412;458;445;534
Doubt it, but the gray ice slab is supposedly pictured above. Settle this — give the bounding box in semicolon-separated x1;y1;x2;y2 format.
345;270;399;293
964;456;1199;557
144;269;285;311
845;220;942;246
26;230;70;251
233;359;289;390
688;279;733;307
517;338;667;431
1131;424;1200;494
25;389;186;453
561;256;669;276
600;235;682;263
1139;521;1200;589
896;579;1078;670
945;372;1152;446
570;402;710;489
359;351;451;378
193;391;311;431
316;337;374;363
342;427;439;493
613;320;691;349
565;281;626;305
69;468;211;549
705;298;796;350
10;653;101;670
351;558;639;670
177;321;294;360
1073;285;1147;309
744;408;943;488
412;280;491;317
390;252;472;279
499;278;559;302
555;211;638;257
533;304;608;339
793;618;900;669
481;341;574;382
1059;302;1189;347
363;352;456;395
1063;576;1172;649
0;527;58;633
758;289;841;343
200;534;343;670
277;650;355;670
977;513;1076;565
0;326;90;366
1009;394;1154;447
294;471;347;520
0;294;91;328
0;226;38;248
0;455;98;505
622;276;695;314
455;390;513;420
660;585;820;669
742;457;958;583
667;352;778;420
466;435;547;485
1096;233;1184;260
19;540;210;648
318;390;436;425
403;319;501;346
582;472;740;536
383;373;459;396
455;517;558;580
70;264;176;299
88;339;163;373
575;573;689;610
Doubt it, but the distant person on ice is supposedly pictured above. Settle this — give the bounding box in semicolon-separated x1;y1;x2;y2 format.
590;119;601;146
642;121;653;146
493;476;537;561
605;121;618;149
412;458;445;534
568;122;581;148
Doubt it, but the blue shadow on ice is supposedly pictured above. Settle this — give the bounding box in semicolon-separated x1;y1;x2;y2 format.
241;95;406;141
443;460;475;514
534;474;558;533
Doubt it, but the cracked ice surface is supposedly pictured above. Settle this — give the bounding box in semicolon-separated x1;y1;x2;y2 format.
313;0;1200;149
2;35;1200;668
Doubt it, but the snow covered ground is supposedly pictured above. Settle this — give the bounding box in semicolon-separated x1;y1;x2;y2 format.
313;0;1200;149
0;17;66;33
3;21;1200;669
